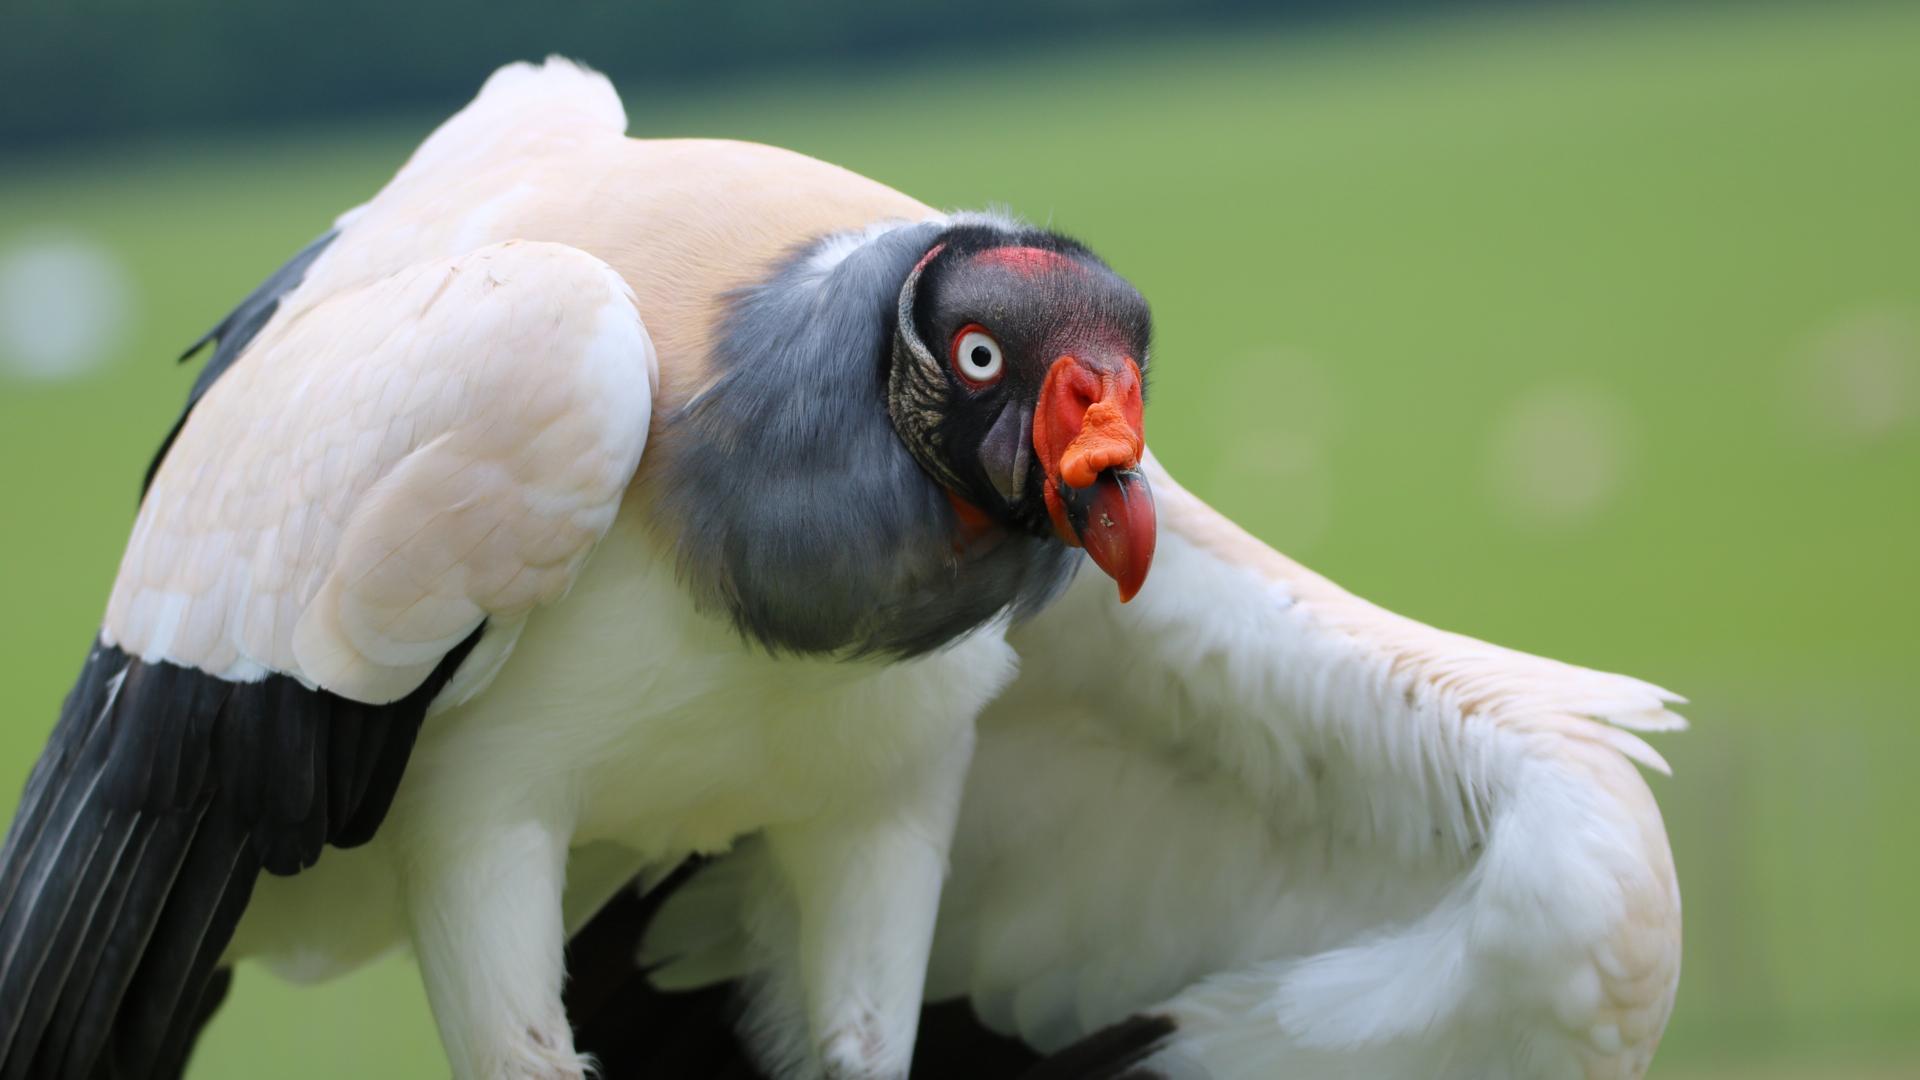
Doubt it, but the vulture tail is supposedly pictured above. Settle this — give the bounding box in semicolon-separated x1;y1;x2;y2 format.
0;632;477;1080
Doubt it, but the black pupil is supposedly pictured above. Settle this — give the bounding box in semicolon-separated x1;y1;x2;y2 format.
970;345;993;369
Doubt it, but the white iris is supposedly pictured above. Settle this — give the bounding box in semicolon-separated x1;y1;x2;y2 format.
956;329;1003;383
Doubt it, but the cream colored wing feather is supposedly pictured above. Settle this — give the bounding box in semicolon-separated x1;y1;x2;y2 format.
925;452;1685;1079
105;239;656;704
286;57;934;416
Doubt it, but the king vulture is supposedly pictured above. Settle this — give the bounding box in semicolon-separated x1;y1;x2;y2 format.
0;56;1685;1080
567;456;1687;1080
0;59;1161;1080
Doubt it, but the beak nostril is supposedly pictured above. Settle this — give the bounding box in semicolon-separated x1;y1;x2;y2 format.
1059;400;1143;488
1034;353;1148;540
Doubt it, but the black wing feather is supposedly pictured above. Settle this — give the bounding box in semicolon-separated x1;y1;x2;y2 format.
35;811;152;1074
562;870;1174;1079
1011;1016;1176;1080
563;866;765;1080
0;631;480;1080
0;224;494;1079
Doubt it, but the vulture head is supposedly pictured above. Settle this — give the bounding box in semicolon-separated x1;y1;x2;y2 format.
890;222;1157;601
666;213;1156;656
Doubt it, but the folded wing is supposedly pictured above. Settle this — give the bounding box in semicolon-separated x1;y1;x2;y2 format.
932;453;1685;1079
110;240;655;702
0;238;655;1080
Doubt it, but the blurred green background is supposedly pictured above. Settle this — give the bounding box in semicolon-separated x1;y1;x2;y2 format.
3;1;1916;1076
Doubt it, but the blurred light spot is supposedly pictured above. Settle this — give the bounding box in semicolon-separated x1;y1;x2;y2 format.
1208;347;1336;553
1788;307;1918;445
0;231;135;380
1487;383;1634;528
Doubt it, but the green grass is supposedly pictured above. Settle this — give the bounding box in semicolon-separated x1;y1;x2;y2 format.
3;2;1918;1075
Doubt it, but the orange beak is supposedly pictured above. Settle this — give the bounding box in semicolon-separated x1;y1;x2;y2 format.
1032;355;1156;601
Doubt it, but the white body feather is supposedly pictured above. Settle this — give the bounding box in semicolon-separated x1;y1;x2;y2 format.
233;507;1014;1079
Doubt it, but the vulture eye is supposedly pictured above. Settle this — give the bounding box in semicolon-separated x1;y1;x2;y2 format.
950;325;1004;387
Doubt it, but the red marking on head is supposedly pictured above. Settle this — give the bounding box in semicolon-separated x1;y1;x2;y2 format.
945;489;993;533
972;246;1081;279
943;488;1007;556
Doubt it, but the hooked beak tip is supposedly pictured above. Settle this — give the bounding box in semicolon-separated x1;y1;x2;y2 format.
1057;467;1156;602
